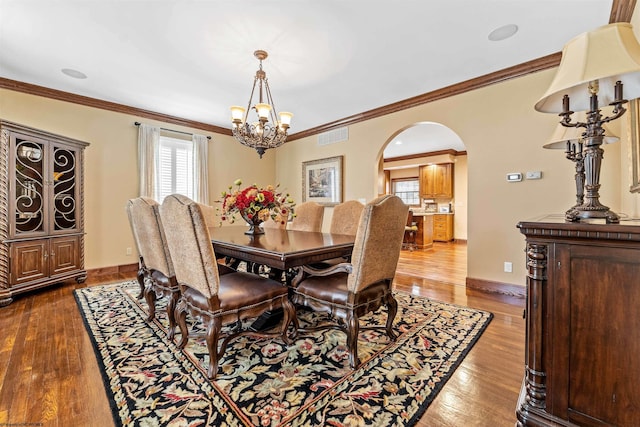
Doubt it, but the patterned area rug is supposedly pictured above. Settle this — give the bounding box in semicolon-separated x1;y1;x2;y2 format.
74;281;492;426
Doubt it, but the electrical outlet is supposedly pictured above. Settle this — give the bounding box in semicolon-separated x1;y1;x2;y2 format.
126;247;132;256
504;261;513;273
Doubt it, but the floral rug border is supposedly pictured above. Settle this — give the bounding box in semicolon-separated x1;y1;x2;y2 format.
74;281;492;426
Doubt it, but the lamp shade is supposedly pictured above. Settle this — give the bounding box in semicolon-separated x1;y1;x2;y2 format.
535;23;640;113
230;106;245;123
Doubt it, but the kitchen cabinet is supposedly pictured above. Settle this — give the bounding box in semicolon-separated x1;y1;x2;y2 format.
516;216;640;426
0;121;89;305
433;214;453;241
419;163;453;198
413;214;433;249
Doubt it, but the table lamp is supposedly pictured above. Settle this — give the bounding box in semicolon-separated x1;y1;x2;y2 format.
535;22;640;223
544;114;619;214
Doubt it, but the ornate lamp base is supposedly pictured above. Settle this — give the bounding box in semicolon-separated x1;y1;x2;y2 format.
565;205;620;223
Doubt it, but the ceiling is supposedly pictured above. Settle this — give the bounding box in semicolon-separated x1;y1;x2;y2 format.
0;1;618;157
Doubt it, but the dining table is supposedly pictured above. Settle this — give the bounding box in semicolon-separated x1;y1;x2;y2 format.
209;225;356;331
209;225;355;271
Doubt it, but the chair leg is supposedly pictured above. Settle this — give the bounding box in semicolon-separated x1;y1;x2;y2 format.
136;267;145;299
205;317;222;379
143;283;157;322
175;299;189;348
166;291;180;340
280;298;296;344
385;293;399;341
346;312;361;369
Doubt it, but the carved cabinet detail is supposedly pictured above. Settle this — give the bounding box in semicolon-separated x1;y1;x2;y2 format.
0;121;89;305
516;216;640;426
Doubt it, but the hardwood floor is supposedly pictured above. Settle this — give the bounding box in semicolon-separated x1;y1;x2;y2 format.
0;242;525;426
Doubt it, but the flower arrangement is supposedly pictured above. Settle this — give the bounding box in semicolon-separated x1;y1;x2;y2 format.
218;179;295;228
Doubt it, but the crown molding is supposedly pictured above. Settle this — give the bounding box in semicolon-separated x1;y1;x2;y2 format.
610;0;636;23
286;52;562;142
0;77;231;136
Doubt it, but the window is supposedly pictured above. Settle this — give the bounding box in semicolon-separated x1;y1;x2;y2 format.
392;178;420;205
156;135;193;202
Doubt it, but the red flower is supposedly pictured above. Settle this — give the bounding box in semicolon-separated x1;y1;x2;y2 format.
216;179;295;226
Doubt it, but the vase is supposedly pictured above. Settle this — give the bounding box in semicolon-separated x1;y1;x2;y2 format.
240;212;264;235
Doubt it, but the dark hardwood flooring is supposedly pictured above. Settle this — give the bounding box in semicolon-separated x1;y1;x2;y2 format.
0;242;525;426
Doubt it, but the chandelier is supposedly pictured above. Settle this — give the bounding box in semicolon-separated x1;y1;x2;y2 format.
230;50;293;158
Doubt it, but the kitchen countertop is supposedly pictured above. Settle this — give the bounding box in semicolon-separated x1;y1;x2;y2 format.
411;211;454;216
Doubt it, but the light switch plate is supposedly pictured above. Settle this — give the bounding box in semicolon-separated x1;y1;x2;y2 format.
526;171;542;180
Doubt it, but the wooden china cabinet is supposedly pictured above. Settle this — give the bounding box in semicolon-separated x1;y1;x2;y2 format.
0;121;89;306
516;215;640;426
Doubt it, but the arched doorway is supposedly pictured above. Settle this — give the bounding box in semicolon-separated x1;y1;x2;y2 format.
377;122;468;283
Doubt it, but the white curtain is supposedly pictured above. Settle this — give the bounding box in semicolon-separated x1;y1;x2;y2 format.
192;133;209;204
137;123;160;199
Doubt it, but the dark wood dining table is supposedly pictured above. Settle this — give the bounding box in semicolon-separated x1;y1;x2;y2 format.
209;226;355;271
209;226;356;331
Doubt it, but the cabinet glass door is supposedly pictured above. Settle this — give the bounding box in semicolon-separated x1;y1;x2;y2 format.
15;137;45;234
52;146;78;231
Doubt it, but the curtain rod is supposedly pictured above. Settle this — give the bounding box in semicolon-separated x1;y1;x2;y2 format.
134;122;211;140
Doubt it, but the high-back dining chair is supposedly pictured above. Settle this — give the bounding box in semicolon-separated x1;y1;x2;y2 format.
330;200;364;236
197;202;219;228
290;195;408;368
160;194;295;379
126;197;180;339
290;201;324;232
262;217;287;229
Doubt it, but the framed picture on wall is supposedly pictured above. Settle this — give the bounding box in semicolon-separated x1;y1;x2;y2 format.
302;156;343;206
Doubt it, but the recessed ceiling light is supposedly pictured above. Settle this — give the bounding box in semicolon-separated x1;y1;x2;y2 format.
488;24;518;42
61;68;87;79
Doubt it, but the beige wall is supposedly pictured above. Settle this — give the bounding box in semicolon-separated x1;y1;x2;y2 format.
0;89;276;269
275;69;625;288
453;155;467;241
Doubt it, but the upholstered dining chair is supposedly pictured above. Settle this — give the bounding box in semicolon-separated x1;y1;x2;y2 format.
126;197;180;339
262;217;287;229
311;199;364;267
290;201;324;232
290;194;408;368
197;202;219;228
330;200;364;236
160;194;295;379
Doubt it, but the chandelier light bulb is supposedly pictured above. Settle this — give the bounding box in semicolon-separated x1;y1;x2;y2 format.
255;103;272;120
279;111;293;128
230;106;245;124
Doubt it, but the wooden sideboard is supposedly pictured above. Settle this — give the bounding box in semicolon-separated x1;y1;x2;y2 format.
516;215;640;426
